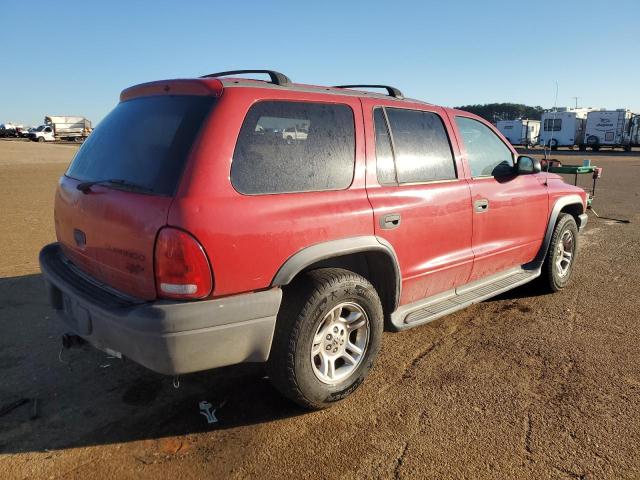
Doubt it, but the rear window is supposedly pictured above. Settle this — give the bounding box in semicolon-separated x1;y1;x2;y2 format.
66;95;215;196
231;101;355;195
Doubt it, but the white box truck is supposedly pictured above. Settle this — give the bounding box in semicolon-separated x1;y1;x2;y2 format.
29;116;92;142
539;108;592;150
582;109;633;152
496;119;540;147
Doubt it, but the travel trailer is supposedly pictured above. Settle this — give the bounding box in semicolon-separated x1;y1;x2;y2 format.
582;109;633;151
539;108;592;149
631;115;640;147
497;119;540;147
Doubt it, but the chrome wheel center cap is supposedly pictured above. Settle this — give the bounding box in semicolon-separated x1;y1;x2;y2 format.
322;322;346;355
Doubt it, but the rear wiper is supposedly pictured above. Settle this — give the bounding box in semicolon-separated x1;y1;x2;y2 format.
76;179;154;194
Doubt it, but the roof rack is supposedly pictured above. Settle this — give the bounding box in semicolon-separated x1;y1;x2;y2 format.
200;69;292;86
333;84;404;99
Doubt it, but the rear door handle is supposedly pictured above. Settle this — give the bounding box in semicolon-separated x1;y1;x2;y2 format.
474;199;489;213
381;213;401;229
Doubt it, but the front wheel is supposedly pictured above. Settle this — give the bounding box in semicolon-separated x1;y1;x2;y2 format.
37;136;45;143
541;213;579;292
267;268;383;409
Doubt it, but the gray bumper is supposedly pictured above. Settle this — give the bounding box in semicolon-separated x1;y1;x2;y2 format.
578;213;589;232
39;243;282;375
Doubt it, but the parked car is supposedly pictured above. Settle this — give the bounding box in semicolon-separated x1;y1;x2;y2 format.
0;123;19;138
20;127;35;138
282;125;309;143
39;70;589;409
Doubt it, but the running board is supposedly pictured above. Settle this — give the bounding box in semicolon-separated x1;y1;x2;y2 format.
390;267;541;331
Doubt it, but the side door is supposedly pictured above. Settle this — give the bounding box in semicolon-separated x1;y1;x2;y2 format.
363;100;474;306
450;114;549;282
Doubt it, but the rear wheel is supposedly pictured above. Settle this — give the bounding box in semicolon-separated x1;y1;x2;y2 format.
541;213;579;292
267;268;383;409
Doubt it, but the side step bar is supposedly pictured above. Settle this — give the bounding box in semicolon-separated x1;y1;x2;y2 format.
390;267;541;331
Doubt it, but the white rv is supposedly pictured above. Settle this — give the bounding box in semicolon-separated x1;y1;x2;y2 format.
538;108;592;149
582;109;633;151
631;115;640;148
496;119;540;147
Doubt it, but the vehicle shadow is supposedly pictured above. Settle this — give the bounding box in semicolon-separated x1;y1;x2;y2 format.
486;278;549;301
0;274;304;454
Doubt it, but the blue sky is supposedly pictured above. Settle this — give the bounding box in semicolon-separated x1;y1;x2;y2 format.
1;0;638;126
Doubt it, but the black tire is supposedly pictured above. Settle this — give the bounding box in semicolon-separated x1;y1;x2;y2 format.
592;146;600;152
267;268;384;410
541;213;579;292
624;145;632;152
579;144;587;151
37;136;45;143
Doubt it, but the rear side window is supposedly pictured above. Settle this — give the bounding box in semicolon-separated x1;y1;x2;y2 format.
67;95;215;196
231;101;355;194
455;116;514;177
377;108;456;185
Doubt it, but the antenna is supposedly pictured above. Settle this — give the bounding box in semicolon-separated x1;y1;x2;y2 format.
543;81;559;186
571;96;580;109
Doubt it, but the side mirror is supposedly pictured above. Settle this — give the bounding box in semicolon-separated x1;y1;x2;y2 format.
517;155;542;174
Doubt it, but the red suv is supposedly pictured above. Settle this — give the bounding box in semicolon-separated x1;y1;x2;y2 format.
40;70;588;409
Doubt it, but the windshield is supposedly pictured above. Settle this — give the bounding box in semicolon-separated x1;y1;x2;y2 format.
66;95;216;196
36;125;46;131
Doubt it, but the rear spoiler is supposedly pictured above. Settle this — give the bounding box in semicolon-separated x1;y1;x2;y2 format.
120;79;223;102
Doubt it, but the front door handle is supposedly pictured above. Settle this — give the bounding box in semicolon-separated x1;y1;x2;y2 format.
381;213;401;229
474;199;489;213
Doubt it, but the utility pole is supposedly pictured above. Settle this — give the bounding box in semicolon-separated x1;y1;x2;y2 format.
571;96;580;109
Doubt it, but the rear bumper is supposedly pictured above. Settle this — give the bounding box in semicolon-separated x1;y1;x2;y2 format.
39;243;282;375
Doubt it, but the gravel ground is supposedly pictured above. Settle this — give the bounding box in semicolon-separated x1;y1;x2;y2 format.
0;140;638;479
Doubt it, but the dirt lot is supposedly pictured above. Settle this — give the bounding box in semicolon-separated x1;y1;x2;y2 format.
0;140;638;479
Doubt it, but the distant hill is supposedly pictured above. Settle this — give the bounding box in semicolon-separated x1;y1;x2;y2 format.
454;103;545;123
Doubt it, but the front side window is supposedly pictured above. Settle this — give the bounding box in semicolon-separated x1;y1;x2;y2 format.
373;107;456;185
455;116;514;177
231;101;355;194
373;108;396;185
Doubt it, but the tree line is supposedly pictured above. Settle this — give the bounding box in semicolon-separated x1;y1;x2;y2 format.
454;103;546;123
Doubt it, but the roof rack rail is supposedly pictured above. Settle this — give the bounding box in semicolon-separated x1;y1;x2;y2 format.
333;84;404;99
200;69;292;86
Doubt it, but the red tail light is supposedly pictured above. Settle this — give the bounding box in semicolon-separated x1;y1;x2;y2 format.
154;228;212;300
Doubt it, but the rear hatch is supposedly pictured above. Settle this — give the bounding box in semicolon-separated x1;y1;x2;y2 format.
55;94;216;300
